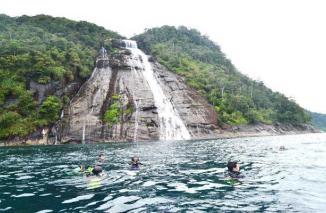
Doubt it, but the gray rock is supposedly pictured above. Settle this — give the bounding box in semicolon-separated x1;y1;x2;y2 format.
150;61;219;139
58;46;219;143
29;81;61;103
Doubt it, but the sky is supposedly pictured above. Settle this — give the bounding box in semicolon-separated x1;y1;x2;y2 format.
1;0;326;113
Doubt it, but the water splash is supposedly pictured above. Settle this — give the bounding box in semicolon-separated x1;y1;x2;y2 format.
123;40;191;140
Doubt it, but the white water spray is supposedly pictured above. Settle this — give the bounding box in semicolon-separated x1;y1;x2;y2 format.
82;119;86;144
124;40;191;140
133;91;140;142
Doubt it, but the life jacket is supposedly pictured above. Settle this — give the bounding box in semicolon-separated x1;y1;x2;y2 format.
84;166;94;176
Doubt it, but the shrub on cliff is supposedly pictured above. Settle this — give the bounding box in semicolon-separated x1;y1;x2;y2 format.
104;95;121;128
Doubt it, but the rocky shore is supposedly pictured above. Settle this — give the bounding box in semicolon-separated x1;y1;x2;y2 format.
0;123;320;146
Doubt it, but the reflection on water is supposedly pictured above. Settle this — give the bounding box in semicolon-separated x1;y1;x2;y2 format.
1;133;326;212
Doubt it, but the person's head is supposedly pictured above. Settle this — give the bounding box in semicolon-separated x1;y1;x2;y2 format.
227;161;240;172
92;166;103;176
99;153;105;160
131;156;139;163
79;165;85;171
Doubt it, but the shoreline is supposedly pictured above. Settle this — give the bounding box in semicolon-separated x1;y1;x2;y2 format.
0;123;321;147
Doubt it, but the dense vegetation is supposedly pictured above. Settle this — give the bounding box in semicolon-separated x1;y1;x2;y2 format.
133;26;311;126
310;112;326;131
0;14;121;140
0;15;315;141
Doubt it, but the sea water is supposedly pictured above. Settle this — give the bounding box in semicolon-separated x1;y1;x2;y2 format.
0;133;326;212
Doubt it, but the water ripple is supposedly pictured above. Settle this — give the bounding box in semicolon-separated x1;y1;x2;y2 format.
11;193;35;198
62;194;95;204
0;133;325;212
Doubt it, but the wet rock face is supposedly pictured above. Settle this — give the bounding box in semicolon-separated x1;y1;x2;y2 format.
112;68;160;141
59;54;113;142
111;39;126;49
29;80;83;105
59;45;219;143
29;81;60;104
59;50;160;142
109;49;132;69
150;62;219;139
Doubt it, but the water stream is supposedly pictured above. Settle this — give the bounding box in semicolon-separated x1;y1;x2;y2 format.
124;40;191;141
133;92;139;143
82;120;86;144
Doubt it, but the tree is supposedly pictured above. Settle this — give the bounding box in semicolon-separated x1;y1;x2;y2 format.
18;92;36;116
39;96;62;125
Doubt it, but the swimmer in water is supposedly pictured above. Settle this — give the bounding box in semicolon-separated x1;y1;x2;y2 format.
83;165;104;177
227;161;244;179
130;157;143;170
96;153;105;166
92;166;103;176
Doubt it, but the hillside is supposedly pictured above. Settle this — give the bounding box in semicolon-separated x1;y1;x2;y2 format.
0;14;121;140
311;112;326;131
0;15;315;142
133;26;311;126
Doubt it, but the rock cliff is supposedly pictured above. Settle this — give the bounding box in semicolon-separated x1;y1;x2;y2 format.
59;40;218;143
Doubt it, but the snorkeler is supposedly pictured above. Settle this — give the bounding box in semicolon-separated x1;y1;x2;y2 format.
227;161;244;179
69;153;106;178
130;157;143;170
82;165;104;177
92;166;103;176
96;153;105;166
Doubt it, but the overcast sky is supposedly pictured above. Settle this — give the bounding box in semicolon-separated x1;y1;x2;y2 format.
2;0;326;113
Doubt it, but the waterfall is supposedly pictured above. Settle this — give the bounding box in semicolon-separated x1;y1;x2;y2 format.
123;40;191;141
133;92;140;142
82;119;86;144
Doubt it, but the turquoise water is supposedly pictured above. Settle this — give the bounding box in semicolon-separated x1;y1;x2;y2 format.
1;133;326;212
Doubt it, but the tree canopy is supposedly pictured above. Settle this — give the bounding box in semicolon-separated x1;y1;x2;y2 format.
0;14;121;140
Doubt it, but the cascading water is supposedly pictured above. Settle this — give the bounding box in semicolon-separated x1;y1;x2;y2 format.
124;40;191;140
82;119;86;144
133;91;140;142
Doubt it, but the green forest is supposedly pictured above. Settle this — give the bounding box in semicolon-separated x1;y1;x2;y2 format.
0;14;121;140
133;26;311;126
0;15;322;141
